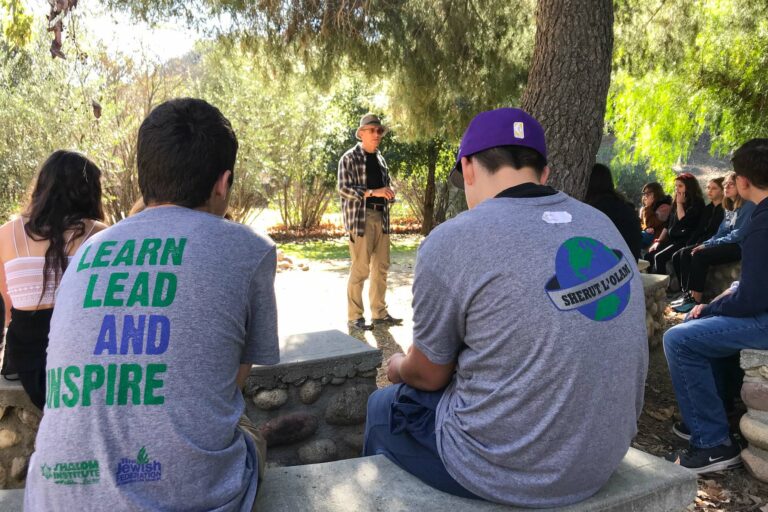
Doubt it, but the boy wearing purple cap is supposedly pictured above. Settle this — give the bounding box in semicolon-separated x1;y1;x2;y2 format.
363;108;648;506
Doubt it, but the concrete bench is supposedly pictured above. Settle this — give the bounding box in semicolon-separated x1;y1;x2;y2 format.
0;379;42;489
0;448;697;511
254;449;695;511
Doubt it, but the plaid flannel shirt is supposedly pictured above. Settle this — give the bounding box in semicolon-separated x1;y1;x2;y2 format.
337;143;390;237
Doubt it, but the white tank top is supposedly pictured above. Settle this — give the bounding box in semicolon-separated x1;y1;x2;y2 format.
3;218;96;308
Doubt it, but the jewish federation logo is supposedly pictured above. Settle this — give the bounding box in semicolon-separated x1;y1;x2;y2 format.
545;237;633;321
116;446;162;485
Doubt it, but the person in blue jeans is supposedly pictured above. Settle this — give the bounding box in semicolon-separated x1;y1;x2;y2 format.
664;138;768;473
364;108;648;507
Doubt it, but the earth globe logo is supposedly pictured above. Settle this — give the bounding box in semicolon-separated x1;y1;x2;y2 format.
545;236;633;321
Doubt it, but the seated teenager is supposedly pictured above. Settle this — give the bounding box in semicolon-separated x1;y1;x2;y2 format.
672;172;755;312
0;151;107;406
363;108;648;507
639;182;672;248
663;138;768;473
670;177;725;300
0;294;5;374
585;163;642;259
25;98;279;511
647;173;705;274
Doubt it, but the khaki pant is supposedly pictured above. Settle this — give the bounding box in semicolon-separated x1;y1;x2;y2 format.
238;414;267;479
348;210;390;321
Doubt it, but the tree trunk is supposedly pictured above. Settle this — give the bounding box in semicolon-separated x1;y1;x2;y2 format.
421;140;438;235
521;0;614;200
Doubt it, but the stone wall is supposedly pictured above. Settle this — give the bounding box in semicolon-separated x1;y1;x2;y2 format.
704;262;740;301
740;350;768;483
244;330;381;466
642;273;669;349
0;380;41;489
0;330;381;489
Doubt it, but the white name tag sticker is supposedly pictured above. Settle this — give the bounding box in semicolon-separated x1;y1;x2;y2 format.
542;211;572;224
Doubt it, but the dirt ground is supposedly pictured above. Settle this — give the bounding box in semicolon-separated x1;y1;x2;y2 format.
274;237;768;511
635;310;768;511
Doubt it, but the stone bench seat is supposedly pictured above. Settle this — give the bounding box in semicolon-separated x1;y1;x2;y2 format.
0;449;697;511
642;273;669;348
740;349;768;482
256;449;695;511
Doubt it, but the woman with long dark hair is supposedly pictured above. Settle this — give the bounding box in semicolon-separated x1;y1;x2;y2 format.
669;177;726;298
672;172;756;312
585;163;642;259
0;151;107;409
639;181;672;248
647;173;705;275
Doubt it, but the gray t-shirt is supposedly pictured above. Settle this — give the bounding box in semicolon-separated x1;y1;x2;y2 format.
413;192;648;507
25;206;279;512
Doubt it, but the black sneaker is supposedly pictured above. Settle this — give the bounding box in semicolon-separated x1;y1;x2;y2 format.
673;297;698;313
372;314;403;326
664;441;742;474
670;292;692;307
672;421;691;441
348;318;373;330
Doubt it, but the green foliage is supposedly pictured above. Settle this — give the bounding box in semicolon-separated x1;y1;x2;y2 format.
191;43;377;228
0;34;88;221
1;0;33;48
606;71;705;179
280;236;420;261
608;0;768;175
0;22;195;223
385;137;463;226
0;25;378;229
103;0;535;140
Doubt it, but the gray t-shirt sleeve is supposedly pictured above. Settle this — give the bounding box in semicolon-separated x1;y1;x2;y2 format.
242;245;279;365
412;260;464;365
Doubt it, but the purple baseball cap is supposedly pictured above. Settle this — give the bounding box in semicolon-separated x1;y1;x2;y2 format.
449;108;547;189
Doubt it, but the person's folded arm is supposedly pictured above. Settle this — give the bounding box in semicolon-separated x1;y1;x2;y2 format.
337;154;365;201
395;240;465;392
395;346;456;391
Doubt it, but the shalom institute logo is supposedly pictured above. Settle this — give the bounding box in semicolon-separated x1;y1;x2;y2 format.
116;446;162;485
41;459;100;485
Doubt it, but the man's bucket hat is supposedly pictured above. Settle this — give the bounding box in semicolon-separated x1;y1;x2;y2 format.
355;114;389;141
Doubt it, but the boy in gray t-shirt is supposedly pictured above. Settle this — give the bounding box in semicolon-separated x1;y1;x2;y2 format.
363;108;648;507
25;99;279;512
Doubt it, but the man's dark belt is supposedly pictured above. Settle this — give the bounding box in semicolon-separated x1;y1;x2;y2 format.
366;203;386;211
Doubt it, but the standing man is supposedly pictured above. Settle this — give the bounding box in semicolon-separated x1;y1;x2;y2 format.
663;139;768;473
363;108;648;507
338;114;402;330
25;98;279;511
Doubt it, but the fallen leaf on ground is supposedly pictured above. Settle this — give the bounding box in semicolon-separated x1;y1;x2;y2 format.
646;405;675;421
